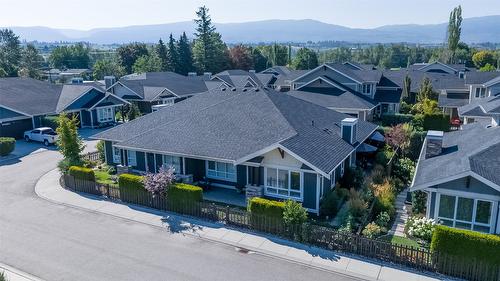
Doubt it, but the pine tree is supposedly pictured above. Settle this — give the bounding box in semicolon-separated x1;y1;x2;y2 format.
447;5;462;64
177;32;194;75
157;39;170;71
167;34;179;73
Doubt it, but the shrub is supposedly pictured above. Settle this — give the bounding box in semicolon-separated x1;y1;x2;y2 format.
0;137;15;156
375;147;394;166
372;180;396;219
380;113;414;126
96;140;105;162
392;157;415;185
347;189;368;220
375;211;390;228
371;165;386;184
408;130;426;161
339;167;364;190
405;216;436;242
320;186;348;217
362;222;383;238
248;197;285;218
42;115;58;129
411;191;427;214
283;199;308;225
431;225;500;266
144;166;175;197
168;183;203;203
118;173;144;190
422;113;450;132
68;166;95;181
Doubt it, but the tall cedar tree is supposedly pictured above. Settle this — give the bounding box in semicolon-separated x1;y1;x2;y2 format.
229;45;254;70
193;6;230;73
177;32;194;75
447;5;462;64
156;39;170;71
0;29;21;77
117;43;149;74
251;48;268;72
167;34;179;73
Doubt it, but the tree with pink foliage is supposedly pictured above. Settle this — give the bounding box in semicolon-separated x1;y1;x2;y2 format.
385;123;413;156
143;166;175;197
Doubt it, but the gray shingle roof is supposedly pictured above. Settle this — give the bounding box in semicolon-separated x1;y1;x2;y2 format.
459;94;500;117
287;87;377;110
438;92;470;108
325;63;382;82
94;88;377;174
465;71;500;85
383;70;467;92
412;124;500;189
119;72;209;101
374;89;402;103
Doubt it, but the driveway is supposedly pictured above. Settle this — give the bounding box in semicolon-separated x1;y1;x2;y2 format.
0;144;362;280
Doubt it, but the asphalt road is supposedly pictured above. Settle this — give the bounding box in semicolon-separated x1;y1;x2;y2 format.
0;148;365;281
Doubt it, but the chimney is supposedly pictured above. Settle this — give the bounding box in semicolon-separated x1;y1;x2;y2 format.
425;130;444;158
341;118;358;144
188;72;197;77
104;76;116;91
203;72;212;80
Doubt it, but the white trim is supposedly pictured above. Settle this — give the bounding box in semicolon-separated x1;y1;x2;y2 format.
88;93;130;110
291;63;363;85
263;165;304;201
277;144;330;179
57;86;102;113
96;106;114;123
0;105;32;118
234;143;282;165
127;150;137;167
411;171;500;193
418;62;458;73
0;115;32;123
295;76;348;91
205;160;237;182
111;81;143;99
150;87;181;103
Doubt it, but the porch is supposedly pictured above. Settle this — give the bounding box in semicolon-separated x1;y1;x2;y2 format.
203;187;246;208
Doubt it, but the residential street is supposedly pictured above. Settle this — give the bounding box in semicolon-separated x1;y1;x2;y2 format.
0;147;364;281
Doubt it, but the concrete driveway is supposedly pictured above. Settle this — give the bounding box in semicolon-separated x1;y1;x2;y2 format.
0;143;362;280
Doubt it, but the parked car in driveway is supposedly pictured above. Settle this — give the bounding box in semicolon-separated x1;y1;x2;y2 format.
24;127;58;146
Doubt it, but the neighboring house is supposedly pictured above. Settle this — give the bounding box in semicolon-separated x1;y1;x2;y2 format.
410;124;500;234
211;69;276;89
0;77;128;138
464;71;500;102
107;72;215;113
408;62;471;77
260;66;309;91
459;93;500;126
42;68;92;83
282;63;401;120
93;87;378;214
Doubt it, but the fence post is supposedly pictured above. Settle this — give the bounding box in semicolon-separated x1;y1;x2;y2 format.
225;205;230;224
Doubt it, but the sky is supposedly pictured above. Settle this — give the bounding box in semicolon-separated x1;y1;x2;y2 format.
0;0;499;30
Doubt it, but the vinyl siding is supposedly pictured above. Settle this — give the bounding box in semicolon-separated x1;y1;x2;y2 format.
302;172;318;211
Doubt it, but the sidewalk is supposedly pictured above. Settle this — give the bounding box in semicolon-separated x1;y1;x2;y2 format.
0;263;44;281
35;169;448;281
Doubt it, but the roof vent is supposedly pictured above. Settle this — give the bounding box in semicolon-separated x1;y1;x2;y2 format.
231;88;236;91
221;88;226;91
243;88;248;92
255;88;260;92
311;120;315;127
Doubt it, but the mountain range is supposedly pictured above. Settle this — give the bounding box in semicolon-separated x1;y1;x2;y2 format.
5;15;500;44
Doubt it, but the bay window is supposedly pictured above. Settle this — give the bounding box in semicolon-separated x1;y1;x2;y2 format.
265;167;302;199
97;107;114;123
437;194;494;233
207;161;236;181
163;155;181;173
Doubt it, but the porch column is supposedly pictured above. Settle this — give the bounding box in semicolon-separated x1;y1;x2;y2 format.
90;110;94;128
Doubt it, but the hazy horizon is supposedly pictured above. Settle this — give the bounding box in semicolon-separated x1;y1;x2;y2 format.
1;0;499;30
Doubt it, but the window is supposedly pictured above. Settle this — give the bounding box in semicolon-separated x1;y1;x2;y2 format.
475;87;486;98
162;155;181;173
362;84;372;94
437;194;493;233
207;161;236;181
127;150;137;167
97;107;114;123
161;98;174;105
112;146;121;163
265;168;302;199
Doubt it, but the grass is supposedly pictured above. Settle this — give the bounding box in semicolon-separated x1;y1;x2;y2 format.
380;234;421;248
94;170;117;186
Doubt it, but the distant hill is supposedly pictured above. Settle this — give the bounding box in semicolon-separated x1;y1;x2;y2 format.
5;15;500;44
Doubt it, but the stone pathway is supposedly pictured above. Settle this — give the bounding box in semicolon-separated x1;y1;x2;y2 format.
389;188;410;237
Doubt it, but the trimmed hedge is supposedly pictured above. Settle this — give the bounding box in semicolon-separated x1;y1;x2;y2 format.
431;225;500;266
0;137;15;156
168;183;203;203
68;166;95;181
380;114;414;126
42;115;59;130
414;114;450;132
118;173;144;190
248;197;285;218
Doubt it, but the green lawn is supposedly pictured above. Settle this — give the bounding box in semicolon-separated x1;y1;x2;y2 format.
94;170;117;186
380;234;421;248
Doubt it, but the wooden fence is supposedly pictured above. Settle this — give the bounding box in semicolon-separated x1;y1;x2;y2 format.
82;151;101;162
62;174;499;281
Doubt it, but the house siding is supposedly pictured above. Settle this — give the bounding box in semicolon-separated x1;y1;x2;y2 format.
146;153;155;172
81;110;91;127
236;165;247;188
104;141;114;166
0;117;32;139
431;176;500;197
135;151;146;171
295;67;358;89
302;172;318;211
155;154;163;172
185;158;205;181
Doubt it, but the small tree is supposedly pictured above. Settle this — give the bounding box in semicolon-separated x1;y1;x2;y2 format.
56;113;84;172
127;104;141;121
385;123;413;155
283;199;308;225
96;140;105;162
143;166;175;197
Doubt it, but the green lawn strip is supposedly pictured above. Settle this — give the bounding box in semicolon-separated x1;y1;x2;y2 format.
380;234;421;248
94;170;117;186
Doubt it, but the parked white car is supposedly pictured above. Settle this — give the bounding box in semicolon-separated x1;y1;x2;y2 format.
24;127;58;146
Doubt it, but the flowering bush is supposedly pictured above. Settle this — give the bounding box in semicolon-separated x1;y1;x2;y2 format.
143;166;175;197
405;216;437;242
362;222;383;238
375;211;391;228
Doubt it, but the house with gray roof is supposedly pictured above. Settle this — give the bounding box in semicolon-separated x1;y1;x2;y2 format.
459;93;500;126
92;87;378;214
107;72;216;113
281;63;401;120
410;124;500;234
0;77;128;138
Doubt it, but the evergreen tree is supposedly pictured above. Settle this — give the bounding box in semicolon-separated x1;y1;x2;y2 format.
401;74;412;103
167;34;179;72
19;44;43;79
0;29;21;77
156;39;170;71
192;6;230;73
49;43;90;69
177;32;194;75
117;43;149;74
92;58;125;80
251;47;268;72
56;113;84;173
132;53;162;73
447;5;462;64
